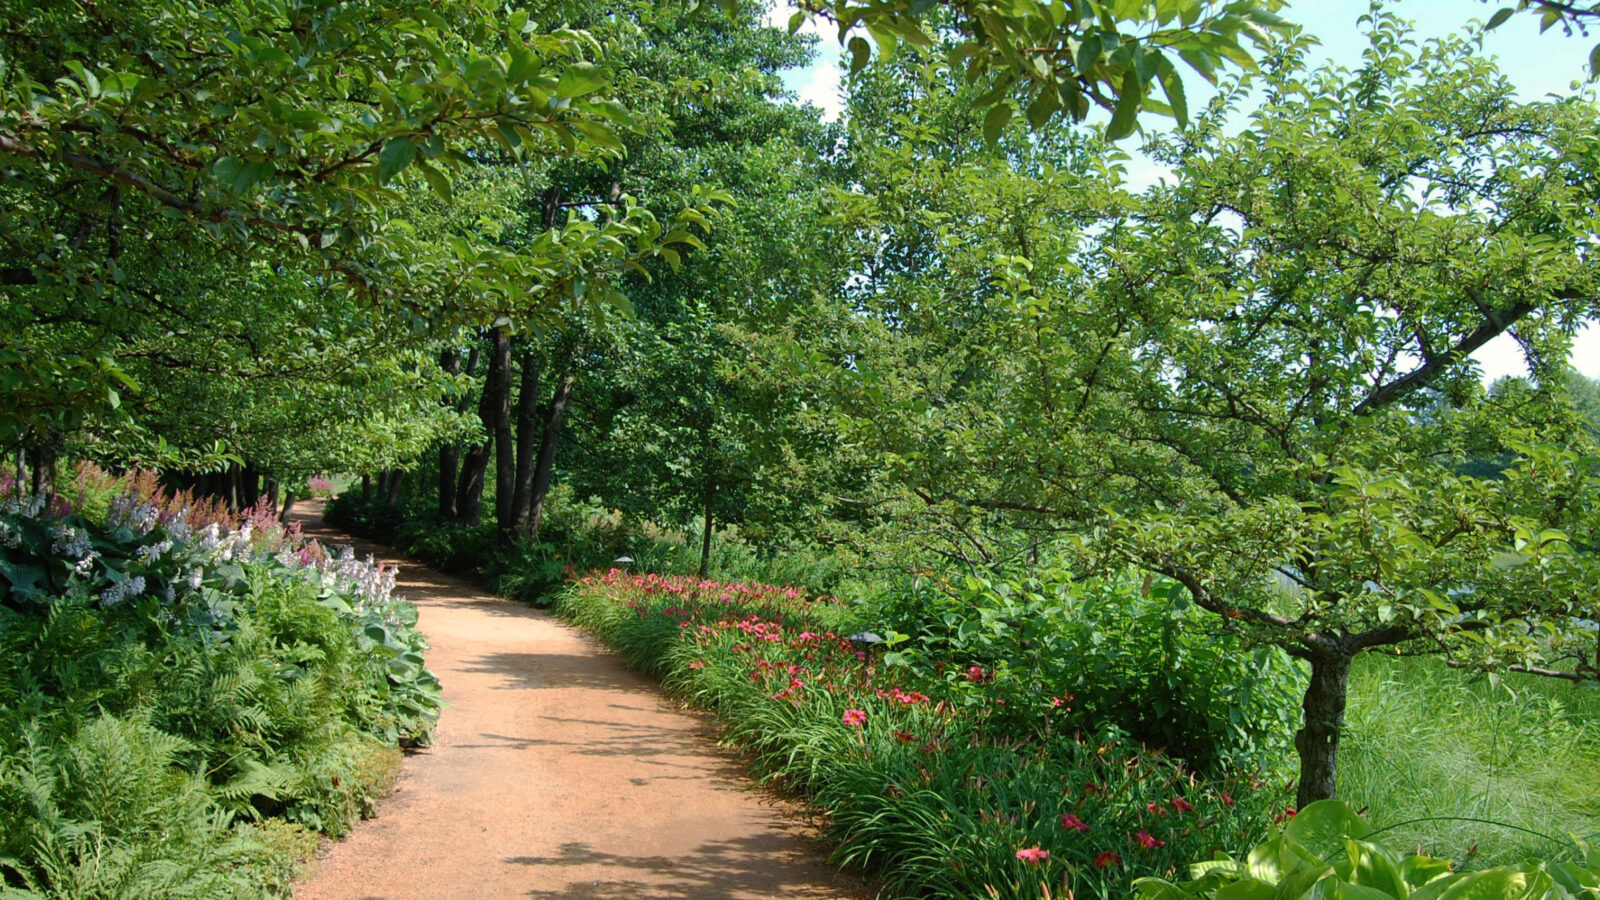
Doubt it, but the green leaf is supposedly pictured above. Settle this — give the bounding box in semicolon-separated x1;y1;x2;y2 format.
1105;70;1142;140
848;36;872;74
557;61;607;99
982;103;1012;143
1026;90;1059;128
1283;801;1374;863
378;137;416;183
1485;8;1514;30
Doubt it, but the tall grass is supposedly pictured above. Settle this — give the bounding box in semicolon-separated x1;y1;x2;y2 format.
1340;654;1600;867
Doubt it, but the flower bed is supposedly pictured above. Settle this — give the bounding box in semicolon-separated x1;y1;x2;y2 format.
0;468;441;898
558;570;1284;899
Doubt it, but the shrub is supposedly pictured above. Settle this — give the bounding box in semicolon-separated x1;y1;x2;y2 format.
872;570;1304;772
0;473;439;898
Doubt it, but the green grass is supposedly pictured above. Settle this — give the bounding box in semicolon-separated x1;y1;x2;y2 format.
1340;654;1600;867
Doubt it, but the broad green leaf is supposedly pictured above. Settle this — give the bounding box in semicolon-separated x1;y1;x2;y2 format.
1105;70;1142;139
982;104;1013;143
557;61;607;99
1284;801;1374;863
378;137;416;183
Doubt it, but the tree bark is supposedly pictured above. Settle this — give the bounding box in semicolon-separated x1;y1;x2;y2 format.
484;328;515;544
438;347;462;519
361;474;372;503
279;491;297;524
526;370;576;541
29;446;56;498
454;342;490;524
699;481;715;579
509;346;542;535
385;470;405;507
1294;644;1353;808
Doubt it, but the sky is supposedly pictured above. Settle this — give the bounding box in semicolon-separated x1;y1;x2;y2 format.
765;1;1600;381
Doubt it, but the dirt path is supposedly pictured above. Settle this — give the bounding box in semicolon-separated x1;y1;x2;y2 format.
289;502;866;900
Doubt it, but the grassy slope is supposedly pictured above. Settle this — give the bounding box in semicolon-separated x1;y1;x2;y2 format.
1340;654;1600;866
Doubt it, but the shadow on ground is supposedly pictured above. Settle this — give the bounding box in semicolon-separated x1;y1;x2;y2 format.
509;837;845;900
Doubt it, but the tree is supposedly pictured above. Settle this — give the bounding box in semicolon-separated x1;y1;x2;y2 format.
787;0;1293;138
827;13;1600;804
1;0;716;470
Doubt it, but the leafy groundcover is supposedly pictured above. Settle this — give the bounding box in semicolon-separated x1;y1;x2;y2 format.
0;470;440;899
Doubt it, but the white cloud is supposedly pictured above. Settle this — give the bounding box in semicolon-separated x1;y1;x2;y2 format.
767;2;845;123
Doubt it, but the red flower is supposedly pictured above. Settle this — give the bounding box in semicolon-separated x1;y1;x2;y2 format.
1060;812;1090;832
1015;847;1050;864
965;665;986;682
1170;797;1194;814
1092;852;1121;868
842;708;868;727
893;730;917;743
1134;830;1165;849
1273;806;1297;824
1146;802;1166;816
1220;792;1236;807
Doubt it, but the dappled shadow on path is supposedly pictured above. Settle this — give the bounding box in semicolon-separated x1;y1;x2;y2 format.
509;837;849;900
458;651;658;693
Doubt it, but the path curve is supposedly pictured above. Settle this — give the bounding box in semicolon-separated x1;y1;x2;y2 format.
289;502;866;900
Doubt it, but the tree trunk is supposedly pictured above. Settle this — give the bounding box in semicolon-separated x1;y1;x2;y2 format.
454;342;490;524
361;474;372;503
385;470;405;507
264;479;279;513
526;370;576;542
376;470;390;500
1294;645;1353;808
699;481;715;579
509;347;542;535
29;446;56;498
227;463;242;511
483;328;515;544
438;347;462;519
241;465;261;508
279;491;297;524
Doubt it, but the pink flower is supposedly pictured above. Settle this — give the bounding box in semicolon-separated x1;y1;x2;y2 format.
1060;812;1090;832
1015;847;1050;864
842;708;868;727
688;660;705;670
1092;851;1121;868
965;665;986;682
1220;792;1236;807
1134;829;1165;849
1170;797;1194;814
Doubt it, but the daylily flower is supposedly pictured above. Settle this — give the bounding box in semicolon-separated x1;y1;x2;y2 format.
1092;852;1121;868
1060;812;1090;832
1015;847;1050;864
1134;830;1165;849
1170;797;1194;814
842;708;868;727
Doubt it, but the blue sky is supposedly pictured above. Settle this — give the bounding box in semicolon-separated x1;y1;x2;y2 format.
767;1;1600;380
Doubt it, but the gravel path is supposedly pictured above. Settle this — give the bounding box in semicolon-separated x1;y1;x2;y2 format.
289;502;865;900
